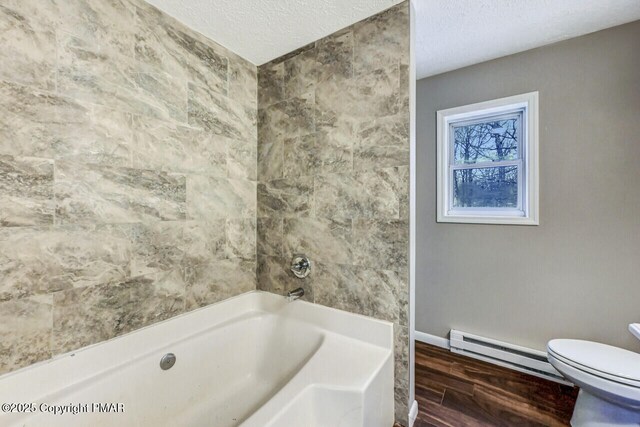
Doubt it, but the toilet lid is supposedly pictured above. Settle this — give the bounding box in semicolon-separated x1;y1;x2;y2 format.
548;339;640;387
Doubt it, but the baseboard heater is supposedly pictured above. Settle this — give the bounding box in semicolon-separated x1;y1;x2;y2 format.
449;329;572;386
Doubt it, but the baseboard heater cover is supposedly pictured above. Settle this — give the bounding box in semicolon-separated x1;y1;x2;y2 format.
449;329;572;386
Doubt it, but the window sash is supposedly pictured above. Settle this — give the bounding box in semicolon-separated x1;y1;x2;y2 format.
447;110;525;214
450;159;521;170
449;110;524;166
449;110;523;130
448;160;524;213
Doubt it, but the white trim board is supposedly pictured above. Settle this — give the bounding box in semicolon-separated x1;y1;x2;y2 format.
414;331;571;386
408;400;419;427
408;1;417;425
414;331;450;349
435;92;540;225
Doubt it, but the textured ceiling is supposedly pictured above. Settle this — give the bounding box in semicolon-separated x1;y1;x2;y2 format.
143;0;402;65
144;0;640;77
414;0;640;78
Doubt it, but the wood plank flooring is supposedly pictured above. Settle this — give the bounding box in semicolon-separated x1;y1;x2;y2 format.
414;341;579;427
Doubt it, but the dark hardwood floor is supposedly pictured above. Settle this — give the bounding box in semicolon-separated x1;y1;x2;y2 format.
414;341;579;427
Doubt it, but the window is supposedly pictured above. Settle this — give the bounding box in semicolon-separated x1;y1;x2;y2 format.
436;92;539;225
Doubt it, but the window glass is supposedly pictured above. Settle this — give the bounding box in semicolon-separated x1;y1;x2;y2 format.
452;166;518;208
452;116;520;164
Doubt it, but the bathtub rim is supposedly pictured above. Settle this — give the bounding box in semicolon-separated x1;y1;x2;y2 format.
0;290;393;404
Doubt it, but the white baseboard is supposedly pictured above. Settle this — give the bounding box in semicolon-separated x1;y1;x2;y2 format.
408;399;418;427
414;331;449;349
415;330;571;386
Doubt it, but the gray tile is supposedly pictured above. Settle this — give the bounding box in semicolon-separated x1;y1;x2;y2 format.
258;92;315;145
394;323;410;425
133;71;188;123
354;66;402;118
314;168;403;220
134;2;229;96
354;145;409;172
127;269;186;330
0;0;264;377
122;168;187;222
131;115;226;174
0;227;64;301
283;134;320;177
0;225;130;302
314;73;359;134
52;281;133;355
0;156;54;227
56;0;137;58
257;218;283;257
182;220;227;267
394;385;409;427
54;103;132;167
57;33;176;121
313;263;403;323
0;81;63;159
128;221;185;277
352;219;408;270
315;129;353;174
258;62;284;107
354;115;409;172
226;218;256;260
258;177;313;218
229;55;258;111
51;272;185;355
185;259;255;310
358;115;409;148
398;165;409;221
316;66;400;134
51;224;131;290
227;139;257;181
51;285;130;354
0;2;56;90
0;295;52;375
353;2;409;75
399;62;410;114
55;162;186;224
187;175;256;220
283;218;352;265
258;141;284;182
284;47;317;99
269;44;316;66
316;29;354;83
0;82;131;166
257;255;286;294
0;0;409;391
396;269;409;327
188;82;256;142
257;254;313;301
253;3;410;421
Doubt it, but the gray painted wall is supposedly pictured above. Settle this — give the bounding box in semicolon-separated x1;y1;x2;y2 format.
416;21;640;352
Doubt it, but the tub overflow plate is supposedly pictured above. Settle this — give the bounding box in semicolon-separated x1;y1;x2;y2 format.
160;353;176;370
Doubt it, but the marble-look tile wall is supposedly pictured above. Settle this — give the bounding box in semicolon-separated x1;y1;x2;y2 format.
255;2;410;424
0;0;257;374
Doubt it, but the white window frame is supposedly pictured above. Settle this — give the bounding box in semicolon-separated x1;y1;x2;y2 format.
436;92;539;225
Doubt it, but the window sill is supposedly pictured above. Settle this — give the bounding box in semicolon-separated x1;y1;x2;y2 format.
437;213;539;225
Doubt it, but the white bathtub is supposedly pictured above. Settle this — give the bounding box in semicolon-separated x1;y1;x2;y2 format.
0;291;394;427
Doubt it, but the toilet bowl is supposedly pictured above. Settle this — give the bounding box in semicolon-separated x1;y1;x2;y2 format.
547;339;640;426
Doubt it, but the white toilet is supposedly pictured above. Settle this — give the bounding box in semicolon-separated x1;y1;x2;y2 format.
547;324;640;426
